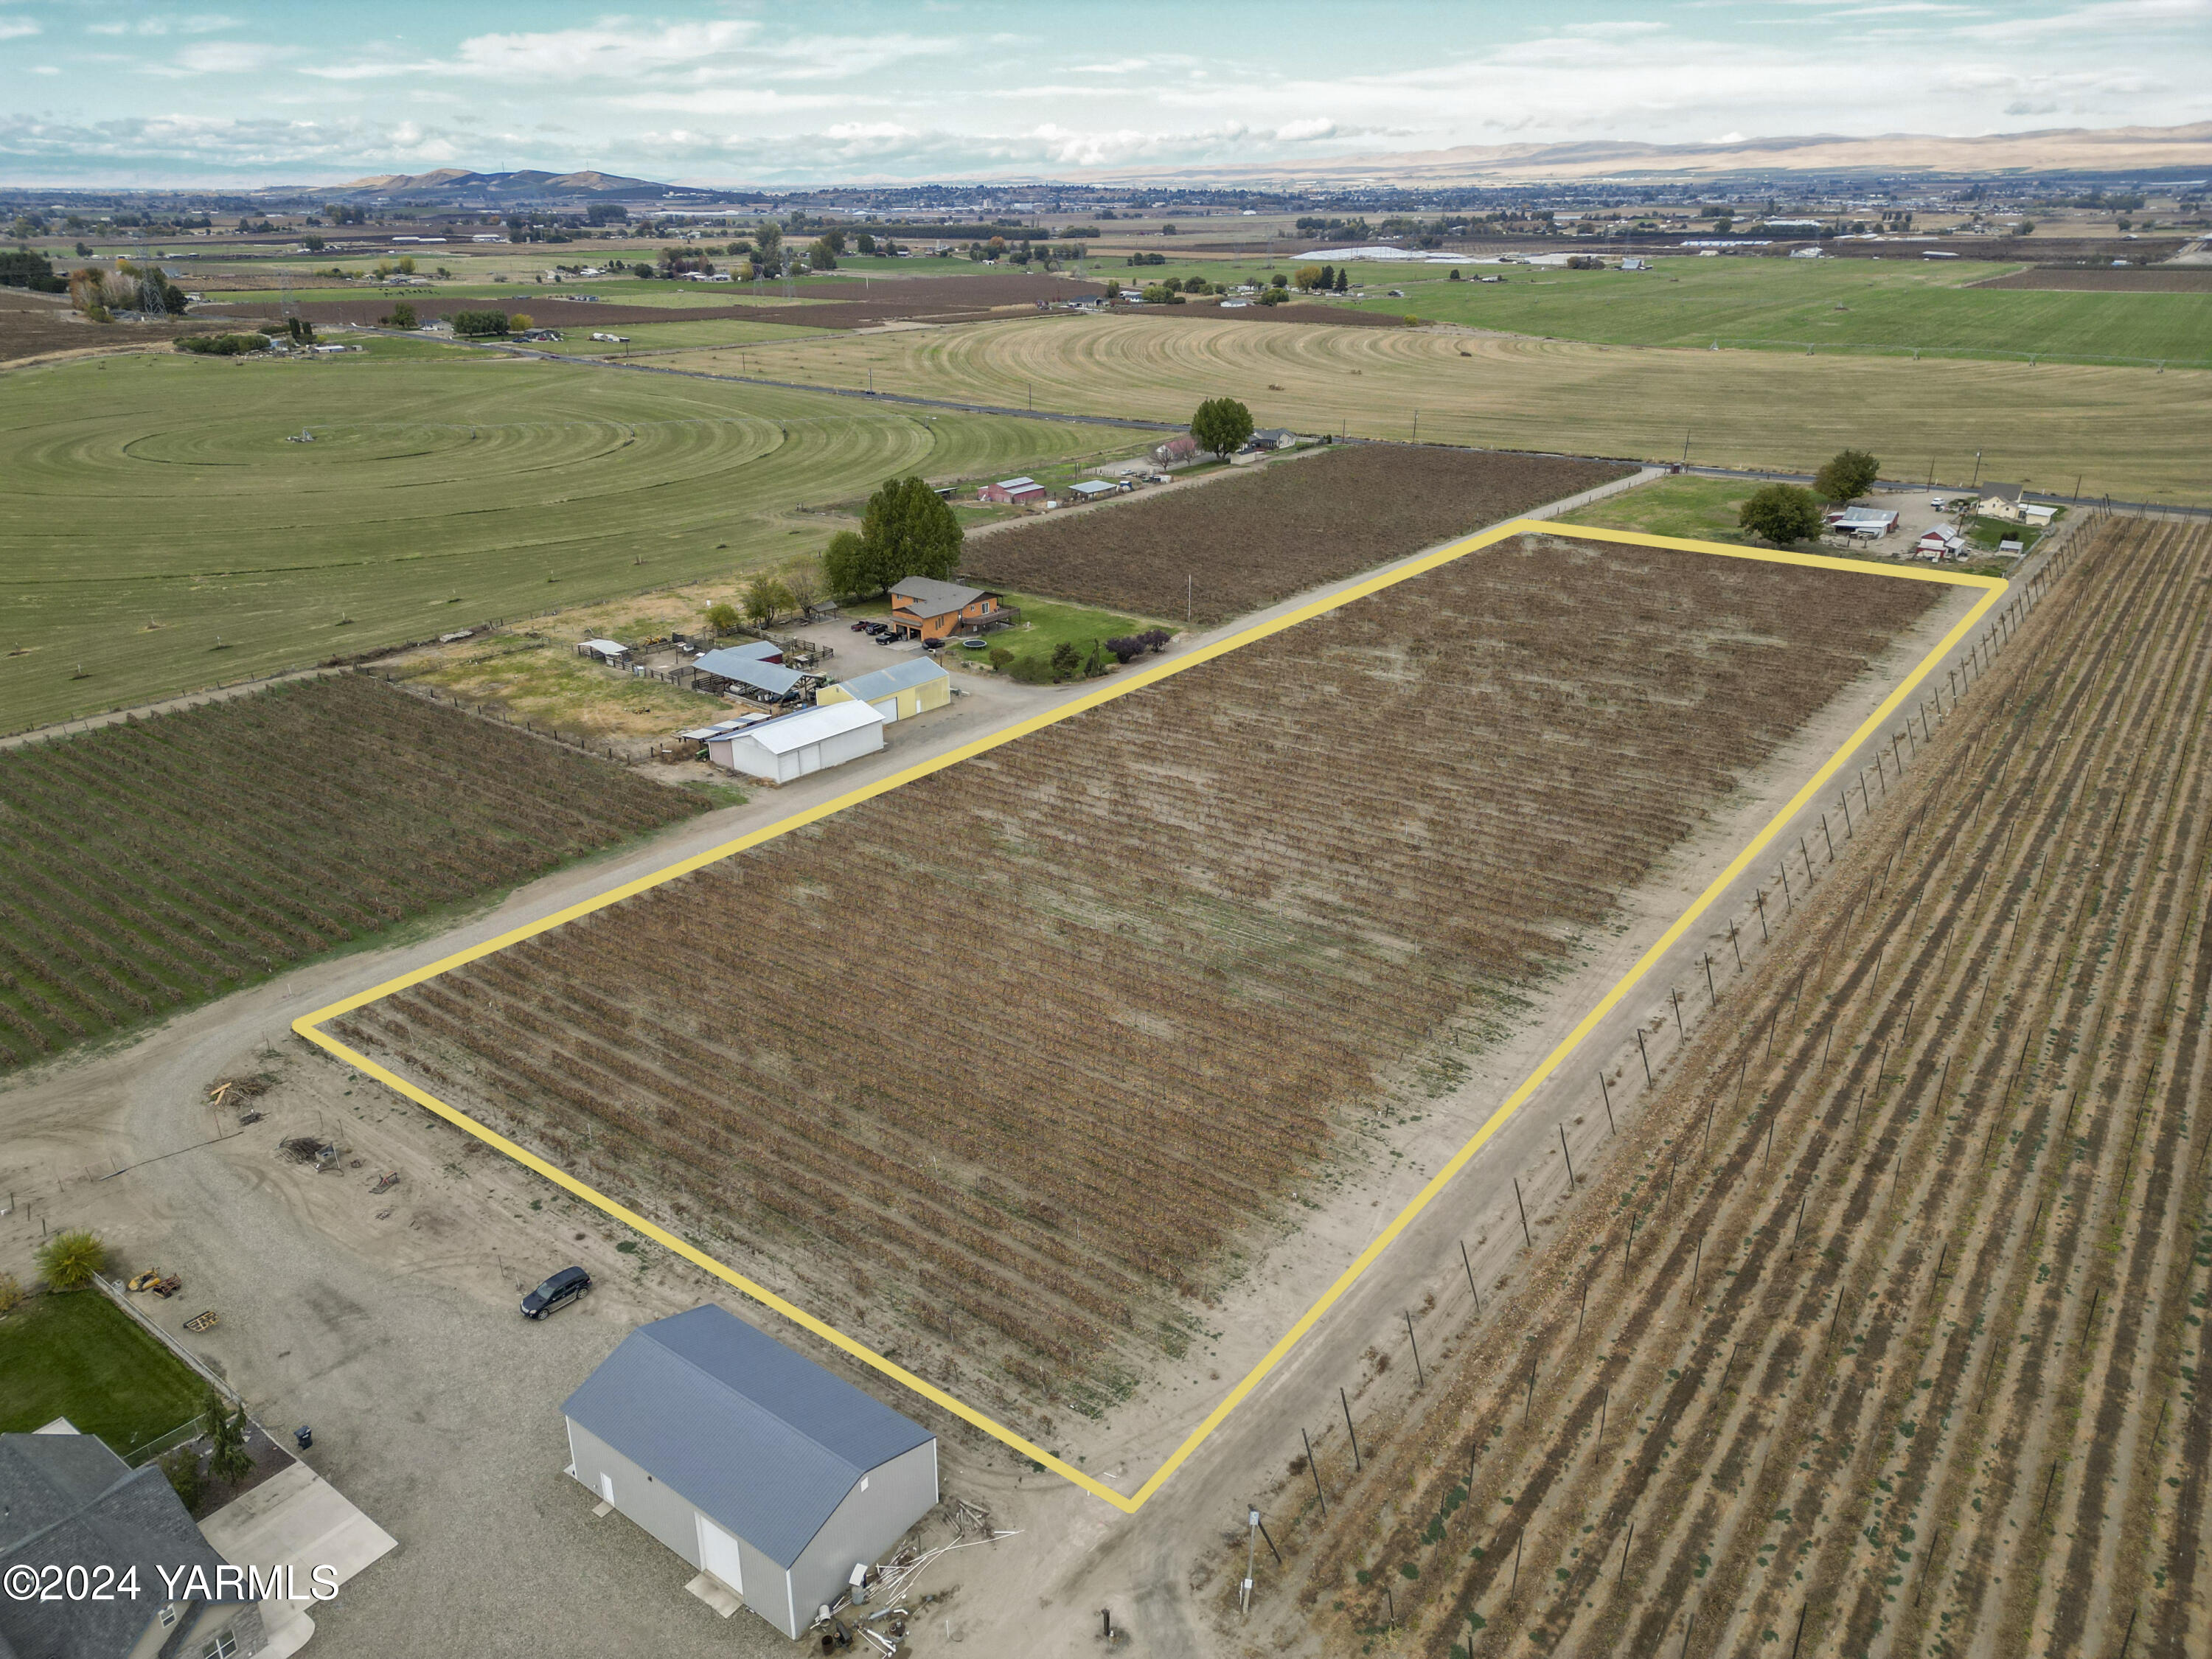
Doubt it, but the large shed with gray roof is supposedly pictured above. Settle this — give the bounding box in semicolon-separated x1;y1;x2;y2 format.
561;1306;937;1639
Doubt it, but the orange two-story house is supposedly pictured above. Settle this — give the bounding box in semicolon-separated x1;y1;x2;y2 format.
886;577;1016;642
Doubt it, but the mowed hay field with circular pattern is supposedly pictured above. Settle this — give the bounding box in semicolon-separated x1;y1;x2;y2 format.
699;313;2212;506
0;351;1138;730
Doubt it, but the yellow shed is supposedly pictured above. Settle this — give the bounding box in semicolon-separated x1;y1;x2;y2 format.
815;657;953;725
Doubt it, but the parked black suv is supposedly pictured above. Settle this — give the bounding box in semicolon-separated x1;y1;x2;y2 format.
521;1265;591;1320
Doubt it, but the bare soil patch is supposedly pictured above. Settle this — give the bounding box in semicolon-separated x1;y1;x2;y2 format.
333;534;1935;1447
0;289;209;366
198;273;1105;335
1966;265;2212;292
961;445;1632;623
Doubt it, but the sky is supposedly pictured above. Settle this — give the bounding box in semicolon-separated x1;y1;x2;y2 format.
1;0;2208;188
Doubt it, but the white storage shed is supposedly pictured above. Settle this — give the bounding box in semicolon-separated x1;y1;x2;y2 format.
706;700;884;783
563;1307;939;1641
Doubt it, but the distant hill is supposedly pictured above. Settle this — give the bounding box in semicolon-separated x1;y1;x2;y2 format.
1092;120;2212;186
310;169;711;204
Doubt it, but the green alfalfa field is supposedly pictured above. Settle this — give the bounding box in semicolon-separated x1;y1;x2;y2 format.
0;349;1139;730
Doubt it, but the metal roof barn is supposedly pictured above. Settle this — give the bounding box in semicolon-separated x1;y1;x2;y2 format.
694;652;809;700
562;1307;937;1639
705;699;885;782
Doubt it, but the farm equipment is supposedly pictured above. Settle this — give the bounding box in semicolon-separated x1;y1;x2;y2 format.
369;1170;401;1194
126;1270;183;1298
183;1309;220;1333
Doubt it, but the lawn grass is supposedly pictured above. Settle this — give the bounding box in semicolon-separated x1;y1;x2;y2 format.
0;351;1144;731
1557;474;1756;543
973;593;1159;669
1964;512;2056;552
0;1291;209;1458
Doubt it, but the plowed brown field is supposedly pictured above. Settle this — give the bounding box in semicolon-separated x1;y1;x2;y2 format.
330;533;1934;1441
961;445;1630;623
1235;515;2211;1659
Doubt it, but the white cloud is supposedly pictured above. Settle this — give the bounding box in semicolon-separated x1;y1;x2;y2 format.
1274;116;1340;141
0;17;39;41
1952;0;2211;40
141;42;296;77
451;21;757;80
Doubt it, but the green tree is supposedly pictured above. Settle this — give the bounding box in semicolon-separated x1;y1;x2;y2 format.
1814;448;1881;504
160;1449;203;1512
703;602;741;635
807;237;838;271
1190;397;1256;461
858;476;963;592
742;575;793;627
204;1387;252;1486
1738;483;1824;546
822;529;871;602
1049;641;1082;681
36;1229;107;1290
380;301;417;329
1293;263;1324;290
1334;268;1349;291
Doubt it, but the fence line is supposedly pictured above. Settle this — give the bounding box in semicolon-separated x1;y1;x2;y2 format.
93;1273;243;1408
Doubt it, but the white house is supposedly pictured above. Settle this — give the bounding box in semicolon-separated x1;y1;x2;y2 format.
706;700;885;783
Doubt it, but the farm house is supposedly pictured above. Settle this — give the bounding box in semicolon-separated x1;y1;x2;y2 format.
563;1307;937;1641
704;699;885;782
816;657;950;723
886;577;1013;641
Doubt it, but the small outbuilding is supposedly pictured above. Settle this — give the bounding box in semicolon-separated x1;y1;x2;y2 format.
704;699;885;782
695;639;784;672
694;653;814;706
579;638;631;666
1826;507;1899;538
1067;478;1120;502
817;657;951;723
563;1307;938;1640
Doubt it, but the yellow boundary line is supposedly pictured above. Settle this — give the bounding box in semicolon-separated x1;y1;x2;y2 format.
296;522;2003;1513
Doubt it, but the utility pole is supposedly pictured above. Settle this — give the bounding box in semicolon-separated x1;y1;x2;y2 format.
1242;1509;1259;1615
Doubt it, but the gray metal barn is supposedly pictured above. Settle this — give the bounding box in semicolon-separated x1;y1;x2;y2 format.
562;1306;937;1639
